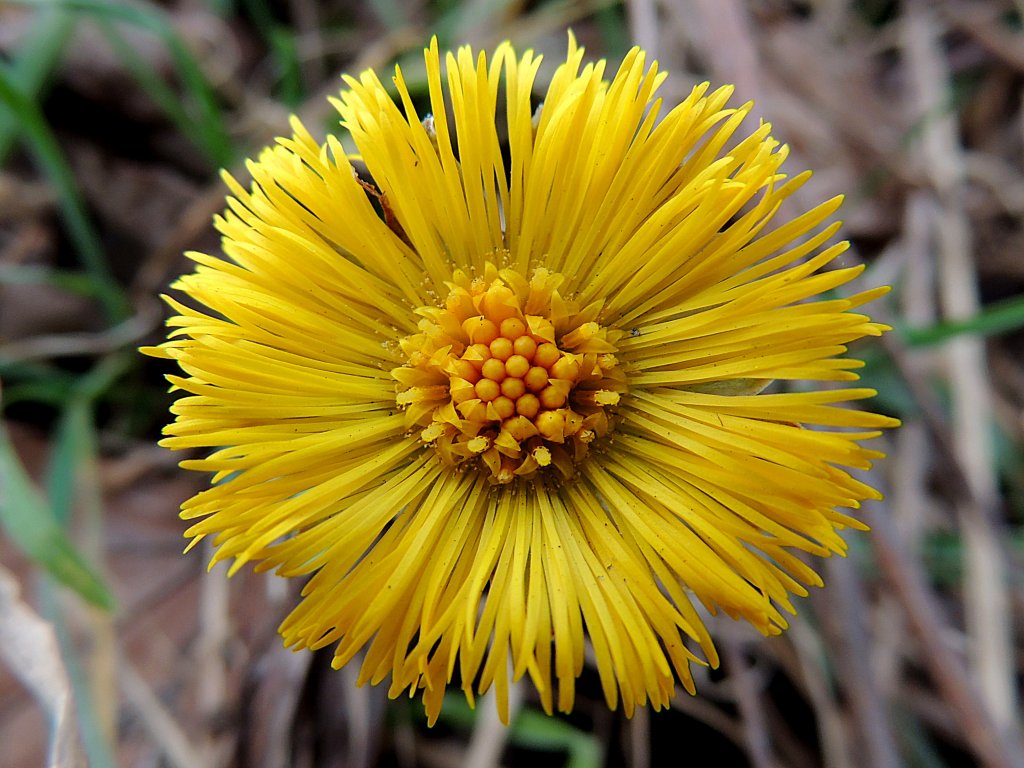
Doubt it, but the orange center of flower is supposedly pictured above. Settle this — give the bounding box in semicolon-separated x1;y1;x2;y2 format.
393;263;624;484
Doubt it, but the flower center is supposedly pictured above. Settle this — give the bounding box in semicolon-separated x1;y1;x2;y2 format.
393;263;624;484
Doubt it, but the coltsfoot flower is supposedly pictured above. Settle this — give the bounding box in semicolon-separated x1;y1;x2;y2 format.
145;35;898;724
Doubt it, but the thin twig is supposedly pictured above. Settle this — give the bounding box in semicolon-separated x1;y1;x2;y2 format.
720;626;775;768
903;0;1017;731
0;298;160;362
627;704;650;768
462;679;524;768
867;501;1024;768
941;0;1024;73
626;0;659;59
786;615;852;768
683;0;762;104
196;541;232;766
340;662;380;768
119;656;212;768
821;555;902;768
670;691;745;749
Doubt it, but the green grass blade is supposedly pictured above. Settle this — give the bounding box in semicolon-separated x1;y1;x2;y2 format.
12;0;234;167
46;354;131;524
240;0;303;105
901;294;1024;347
0;263;105;297
2;358;93;414
0;380;75;409
0;359;75;389
269;25;303;106
38;581;117;768
0;67;130;322
0;5;75;164
594;4;631;57
47;402;94;527
0;423;115;610
92;18;213;158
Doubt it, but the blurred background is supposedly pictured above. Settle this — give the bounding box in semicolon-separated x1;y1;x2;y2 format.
1;0;1023;766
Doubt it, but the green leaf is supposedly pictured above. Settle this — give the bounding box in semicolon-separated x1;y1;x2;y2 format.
435;693;601;768
0;423;115;610
510;710;602;768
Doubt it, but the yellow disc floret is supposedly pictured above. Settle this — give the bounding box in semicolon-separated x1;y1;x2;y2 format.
393;262;625;483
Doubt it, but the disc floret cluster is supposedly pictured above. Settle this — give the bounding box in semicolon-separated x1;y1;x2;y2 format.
395;262;625;484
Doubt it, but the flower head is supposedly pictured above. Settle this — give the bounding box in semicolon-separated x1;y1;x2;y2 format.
145;35;898;724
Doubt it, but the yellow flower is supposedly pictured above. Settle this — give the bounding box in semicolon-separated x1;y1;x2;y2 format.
144;36;898;725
